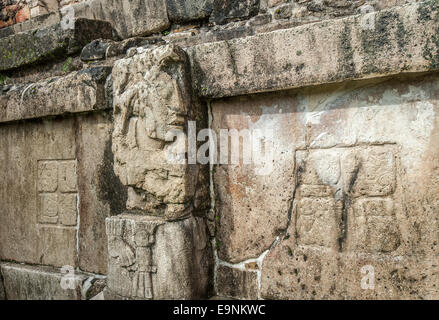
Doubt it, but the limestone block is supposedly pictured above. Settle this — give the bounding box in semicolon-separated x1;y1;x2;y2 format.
188;1;439;98
75;112;126;275
211;0;260;24
166;0;213;23
211;71;439;299
209;71;439;299
211;93;304;263
1;263;88;300
216;265;258;299
112;44;208;221
0;18;114;71
0;66;112;123
73;0;170;39
0;112;120;274
106;214;212;299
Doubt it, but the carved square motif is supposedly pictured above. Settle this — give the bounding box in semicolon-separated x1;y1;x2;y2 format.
348;198;401;253
38;193;58;224
342;147;396;197
38;161;58;192
58;161;77;192
296;198;339;248
294;144;400;253
37;159;78;227
58;194;77;226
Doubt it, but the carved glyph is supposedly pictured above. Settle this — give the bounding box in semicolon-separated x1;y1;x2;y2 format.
295;145;402;254
37;159;78;227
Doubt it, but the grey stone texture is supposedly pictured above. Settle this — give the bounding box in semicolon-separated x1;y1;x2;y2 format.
0;111;123;274
212;72;439;299
112;44;209;221
188;1;439;98
106;215;212;299
1;0;439;301
216;265;258;299
0;18;114;71
166;0;213;22
0;66;111;123
73;0;170;39
1;263;88;300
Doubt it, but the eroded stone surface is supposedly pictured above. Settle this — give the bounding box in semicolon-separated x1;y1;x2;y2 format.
74;0;170;39
106;214;212;299
211;73;439;299
212;92;303;263
188;1;439;98
166;0;213;22
0;66;111;123
112;44;208;221
76;112;126;275
1;262;88;300
212;72;439;299
0;18;114;71
216;265;258;299
0;112;118;273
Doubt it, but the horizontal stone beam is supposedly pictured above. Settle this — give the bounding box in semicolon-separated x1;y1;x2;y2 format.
0;18;114;71
1;262;104;300
188;1;439;99
0;66;112;123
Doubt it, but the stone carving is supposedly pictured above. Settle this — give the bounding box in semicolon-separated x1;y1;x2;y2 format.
107;217;163;299
112;44;208;221
106;215;212;300
295;145;401;253
37;160;78;227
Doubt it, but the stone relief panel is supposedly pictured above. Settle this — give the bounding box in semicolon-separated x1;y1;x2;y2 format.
295;144;401;254
106;215;212;299
112;44;208;221
37;159;78;227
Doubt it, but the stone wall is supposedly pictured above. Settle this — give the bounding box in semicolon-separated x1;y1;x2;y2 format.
0;0;438;300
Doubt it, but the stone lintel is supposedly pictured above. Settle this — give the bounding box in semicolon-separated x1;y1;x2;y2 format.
188;1;439;99
0;66;112;124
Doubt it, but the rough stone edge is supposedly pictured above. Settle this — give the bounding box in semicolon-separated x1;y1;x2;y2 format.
187;1;439;99
0;66;112;124
0;262;106;300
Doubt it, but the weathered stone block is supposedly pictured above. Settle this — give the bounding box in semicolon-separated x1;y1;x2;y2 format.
211;70;439;299
106;214;212;299
211;0;260;24
74;0;170;39
1;263;88;300
216;265;258;299
188;1;439;98
0;66;111;123
215;72;439;299
76;112;127;275
211;93;303;263
0;112;120;274
112;44;208;221
0;18;114;71
166;0;213;22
